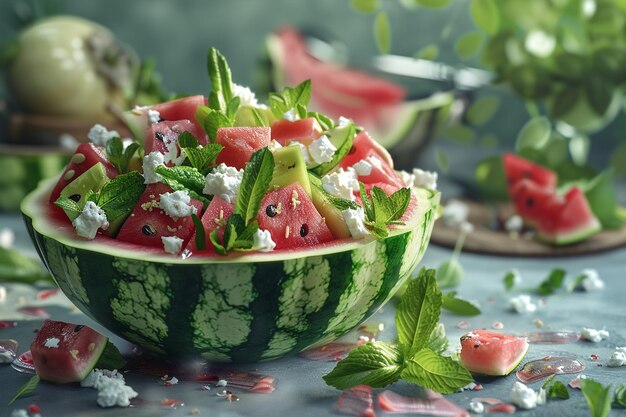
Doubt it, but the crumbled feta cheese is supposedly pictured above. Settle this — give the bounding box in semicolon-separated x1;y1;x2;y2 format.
468;400;484;414
81;369;125;388
398;170;415;187
162;135;186;166
162;236;184;255
232;83;259;107
442;199;469;227
509;294;537;314
159;190;197;220
164;376;179;385
203;163;244;203
412;168;438;190
308;135;336;164
147;109;161;125
283;108;298;122
96;376;138;408
322;168;359;201
142;151;165;184
268;139;283;152
581;327;609;342
216;379;228;387
44;337;60;348
0;228;14;248
342;208;370;239
505;215;523;233
72;201;109;239
11;410;28;417
460;221;474;235
510;382;546;409
607;347;626;367
290;141;312;165
253;229;276;252
579;269;605;292
87;124;119;146
353;159;373;177
337;116;351;127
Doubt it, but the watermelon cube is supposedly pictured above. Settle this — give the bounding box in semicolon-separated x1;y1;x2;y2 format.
270;117;322;146
151;95;208;136
186;196;234;254
216;127;271;170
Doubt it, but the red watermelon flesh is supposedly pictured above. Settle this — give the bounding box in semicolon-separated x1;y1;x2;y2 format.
116;183;204;251
270;118;322;146
350;150;405;189
31;319;108;383
257;182;334;250
186;196;234;254
145;120;206;164
341;131;394;169
510;179;558;225
49;143;116;204
460;330;529;376
216;127;271;170
503;153;557;195
151;95;207;138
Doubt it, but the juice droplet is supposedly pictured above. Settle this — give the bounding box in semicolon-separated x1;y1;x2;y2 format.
337;385;375;417
516;356;584;383
528;331;580;344
378;390;470;417
11;350;36;374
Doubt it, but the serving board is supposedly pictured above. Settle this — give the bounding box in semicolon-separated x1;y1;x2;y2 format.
430;199;626;257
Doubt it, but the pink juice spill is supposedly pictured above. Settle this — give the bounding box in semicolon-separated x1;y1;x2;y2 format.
0;321;17;329
36;289;60;300
528;331;580;344
516;356;584;383
337;385;375;417
299;341;363;361
194;371;277;393
378;390;469;417
488;403;516;414
11;350;36;374
17;306;49;318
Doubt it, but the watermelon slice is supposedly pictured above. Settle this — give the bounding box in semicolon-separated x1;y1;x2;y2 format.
341;131;394;169
186;195;234;254
510;179;557;225
257;182;334;250
151;95;207;135
503;153;557;195
271;118;322;146
216;127;271;170
31;319;108;383
460;330;529;376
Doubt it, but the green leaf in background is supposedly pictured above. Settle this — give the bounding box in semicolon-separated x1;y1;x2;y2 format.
536;268;566;295
444;124;475;144
415;44;439;61
479;134;498;148
8;375;39;405
351;0;379;13
583;169;624;229
455;31;485;60
434;147;449;173
586;77;613;116
516;116;551;151
610;143;626;177
401;348;473;394
474;155;509;201
569;133;590;166
427;323;449;355
436;259;463;288
442;291;481;316
374;11;391;54
0;246;53;285
470;0;499;35
550;87;580;120
503;270;518;291
466;95;500;126
414;0;451;8
580;378;612;417
322;342;403;389
614;384;626;408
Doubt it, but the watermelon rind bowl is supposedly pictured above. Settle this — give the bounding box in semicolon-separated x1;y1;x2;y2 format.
21;177;439;363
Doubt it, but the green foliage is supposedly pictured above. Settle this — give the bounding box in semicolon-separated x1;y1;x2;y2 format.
516;117;551;151
503;270;518;291
415;45;439;60
177;131;223;176
0;246;53;285
466;95;499;126
96;341;127;370
436;259;463;288
269;80;312;119
8;375;39;405
155;165;205;196
470;0;499;34
580;378;612;417
374;11;391;54
401;348;473;394
413;0;451;8
535;268;566;295
235;147;274;226
351;0;379;13
441;291;481;316
210;214;259;255
455;32;484;60
474;155;508;201
434;147;449;173
614;384;626;408
542;375;570;400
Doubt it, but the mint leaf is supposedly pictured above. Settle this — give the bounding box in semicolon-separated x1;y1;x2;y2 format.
441;291;481;316
177;131;223;175
235;147;274;225
105;138;142;174
0;246;53;285
396;268;442;358
580;378;612;417
436;259;463;288
401;348;473;394
178;131;199;148
585;169;624;229
269;80;312;119
157;175;209;205
359;184;411;238
192;214;206;251
536;268;566;295
54;197;82;217
196;105;232;141
95;341;126;370
209;213;258;255
542;375;569;400
614;384;626;408
322;341;403;389
8;375;39;405
226;96;241;120
207;48;234;112
503;270;518;291
308;111;335;131
567;273;588;293
427;323;449;355
96;172;145;221
250;107;269;127
155;165;206;195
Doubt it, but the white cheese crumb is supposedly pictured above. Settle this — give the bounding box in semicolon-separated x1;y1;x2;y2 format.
579;269;605;292
289;141;312;165
460;221;474;234
322;168;359;201
412;168;438;190
72;201;109;239
81;369;125;388
216;379;228;387
87;124;119;146
11;410;28;417
337;116;351;127
468;400;484;413
353;160;373;177
232;83;259;107
398;170;415;187
511;382;546;409
148;109;161;125
159;190;197;220
342;208;370;239
253;229;276;252
0;228;15;248
44;337;60;348
0;286;5;304
283;108;298;122
505;215;523;233
308;135;336;164
442;199;469;227
96;376;138;408
268;139;283;152
162;236;184;255
581;327;609;343
165;376;179;385
607;347;626;367
203;163;244;203
162;133;186;166
142;151;165;184
509;294;537;314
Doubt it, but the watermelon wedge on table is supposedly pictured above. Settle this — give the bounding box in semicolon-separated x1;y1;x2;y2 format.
460;330;528;376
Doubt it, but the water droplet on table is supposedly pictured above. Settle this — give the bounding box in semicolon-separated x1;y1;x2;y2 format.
516;356;584;383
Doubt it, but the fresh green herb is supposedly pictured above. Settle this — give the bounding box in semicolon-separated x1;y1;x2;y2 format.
536;268;566;295
105;137;142;174
358;183;410;238
250;107;269;127
0;246;54;285
541;375;569;400
567;273;588;293
191;214;206;251
441;291;481;316
157;175;209;205
614;384;626;408
95;341;127;370
178;131;199;148
177;131;223;175
503;270;518;291
373;11;391;54
436;259;463;288
54;197;82;218
209;214;259;255
324;269;473;393
269;79;312;119
155;165;206;196
92;172;146;222
207;47;234;113
580;378;612;417
310;122;355;176
8;375;39;405
195;105;232;142
307;111;335;131
235;147;274;225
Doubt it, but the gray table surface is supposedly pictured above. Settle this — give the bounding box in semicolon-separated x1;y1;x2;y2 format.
1;212;625;417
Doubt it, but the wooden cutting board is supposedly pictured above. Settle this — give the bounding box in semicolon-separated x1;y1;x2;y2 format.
430;199;626;257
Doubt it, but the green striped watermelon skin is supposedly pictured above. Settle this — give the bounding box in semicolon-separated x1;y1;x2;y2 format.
22;179;439;363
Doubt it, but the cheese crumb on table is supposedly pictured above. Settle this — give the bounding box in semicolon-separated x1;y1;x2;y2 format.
509;294;537;314
607;347;626;367
579;269;605;292
468;400;484;414
510;381;546;409
580;327;609;342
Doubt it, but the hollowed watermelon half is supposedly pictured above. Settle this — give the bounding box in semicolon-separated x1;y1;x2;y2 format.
460;330;529;376
22;177;439;362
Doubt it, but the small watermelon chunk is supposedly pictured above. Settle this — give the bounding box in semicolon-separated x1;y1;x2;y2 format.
503;153;557;195
257;182;334;250
31;319;108;383
116;183;204;251
510;179;556;225
271;118;322;146
215;127;271;170
187;196;234;254
460;330;529;376
341;131;394;169
151;95;207;136
145;120;206;164
349;149;405;190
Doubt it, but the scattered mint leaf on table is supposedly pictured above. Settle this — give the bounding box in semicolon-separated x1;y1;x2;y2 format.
614;384;626;408
441;291;481;316
8;375;39;405
535;268;566;295
402;348;473;395
542;375;569;400
580;378;612;417
427;323;449;355
235;147;274;226
503;270;518;291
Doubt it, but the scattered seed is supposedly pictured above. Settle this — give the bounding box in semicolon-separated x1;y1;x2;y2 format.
70;153;86;164
492;322;504;330
457;321;470;329
63;169;76;181
533;319;544;328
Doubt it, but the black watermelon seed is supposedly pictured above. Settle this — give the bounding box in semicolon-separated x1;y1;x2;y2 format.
68;194;81;202
300;224;309;237
155;131;165;142
142;224;157;236
526;197;534;207
74;325;84;332
266;204;277;217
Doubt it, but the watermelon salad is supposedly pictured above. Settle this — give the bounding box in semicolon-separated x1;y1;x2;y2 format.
47;48;439;257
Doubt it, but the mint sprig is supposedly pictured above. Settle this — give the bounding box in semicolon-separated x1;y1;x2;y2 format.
323;269;473;393
441;291;481;316
154;165;206;196
580;378;612;417
209;213;259;255
207;47;235;113
269;79;312;119
105;137;142;174
308;111;335;131
8;375;39;405
536;268;566;295
359;182;411;239
235;147;274;225
196;105;233;142
542;375;569;400
89;172;146;222
177;131;223;175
